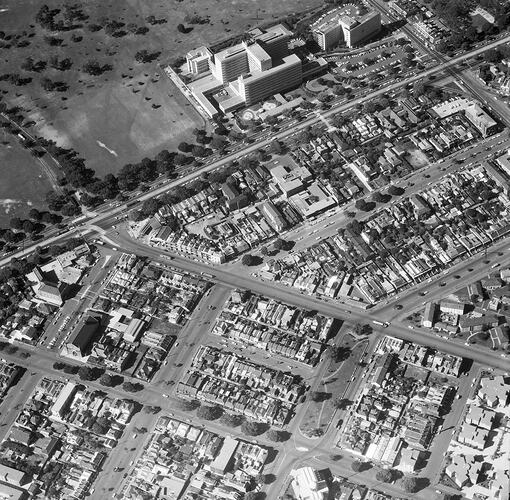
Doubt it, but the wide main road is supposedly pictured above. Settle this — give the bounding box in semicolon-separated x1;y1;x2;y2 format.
3;33;510;267
106;231;510;371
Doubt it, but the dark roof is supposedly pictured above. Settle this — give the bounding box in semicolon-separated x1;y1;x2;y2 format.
68;316;100;354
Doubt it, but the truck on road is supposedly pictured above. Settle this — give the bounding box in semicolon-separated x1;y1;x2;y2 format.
372;320;389;328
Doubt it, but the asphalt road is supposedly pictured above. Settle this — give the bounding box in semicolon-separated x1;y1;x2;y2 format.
150;283;231;390
104;231;510;371
379;238;510;320
221;130;510;275
0;370;40;442
3;32;510;269
0;24;509;500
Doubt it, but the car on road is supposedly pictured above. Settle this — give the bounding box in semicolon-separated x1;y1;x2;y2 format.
454;275;461;279
393;304;403;310
419;291;429;296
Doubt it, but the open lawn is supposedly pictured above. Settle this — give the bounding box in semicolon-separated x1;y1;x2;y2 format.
0;131;52;225
0;0;322;188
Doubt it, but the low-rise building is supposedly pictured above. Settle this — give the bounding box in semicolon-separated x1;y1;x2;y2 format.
478;375;509;408
466;406;495;430
290;467;329;500
464;103;498;137
0;464;29;487
458;423;489;450
439;300;467;315
65;316;101;357
422;302;437;328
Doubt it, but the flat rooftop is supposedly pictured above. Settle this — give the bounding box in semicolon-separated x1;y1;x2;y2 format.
215;43;246;61
187;46;211;58
240;53;301;83
313;5;369;31
255;23;292;42
246;42;272;63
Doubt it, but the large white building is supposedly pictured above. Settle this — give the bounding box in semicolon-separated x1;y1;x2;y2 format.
290;467;329;500
186;24;313;116
312;5;381;49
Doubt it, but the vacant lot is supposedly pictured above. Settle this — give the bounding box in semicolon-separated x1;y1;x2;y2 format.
0;0;322;185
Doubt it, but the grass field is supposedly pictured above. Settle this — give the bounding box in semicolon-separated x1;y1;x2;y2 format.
0;0;322;185
0;130;53;225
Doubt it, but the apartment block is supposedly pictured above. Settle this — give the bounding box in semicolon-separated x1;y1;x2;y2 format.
312;6;381;49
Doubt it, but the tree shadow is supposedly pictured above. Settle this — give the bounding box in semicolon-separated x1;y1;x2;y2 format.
333;398;352;411
392;469;403;481
111;374;124;387
311;391;332;403
277;430;292;442
414;477;431;492
359;461;373;472
265;448;279;465
264;473;276;484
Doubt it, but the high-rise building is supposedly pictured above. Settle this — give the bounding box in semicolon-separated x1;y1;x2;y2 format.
314;20;343;51
210;44;250;83
340;11;381;47
186;24;323;116
237;54;303;105
313;6;381;49
253;24;291;59
246;43;273;72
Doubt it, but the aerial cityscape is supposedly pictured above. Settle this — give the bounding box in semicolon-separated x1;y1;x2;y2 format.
0;0;509;499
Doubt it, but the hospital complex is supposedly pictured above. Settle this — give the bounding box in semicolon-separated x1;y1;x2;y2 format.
183;7;380;117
